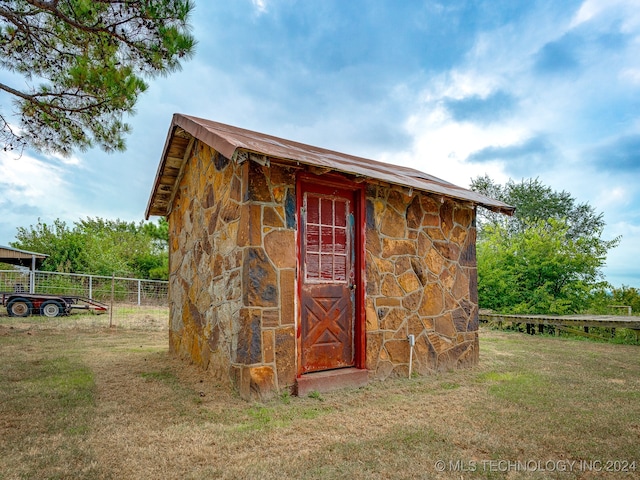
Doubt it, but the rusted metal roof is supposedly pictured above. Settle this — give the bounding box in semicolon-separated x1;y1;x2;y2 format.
0;245;48;268
146;114;515;218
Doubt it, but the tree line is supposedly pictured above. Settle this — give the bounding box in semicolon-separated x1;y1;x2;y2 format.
7;217;168;280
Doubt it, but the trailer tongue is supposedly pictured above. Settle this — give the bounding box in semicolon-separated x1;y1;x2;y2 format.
1;292;108;317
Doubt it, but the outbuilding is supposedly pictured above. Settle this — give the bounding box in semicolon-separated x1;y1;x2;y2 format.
146;114;513;399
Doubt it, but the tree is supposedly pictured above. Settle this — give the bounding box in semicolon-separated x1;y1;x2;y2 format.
11;217;169;279
471;176;606;239
472;176;620;314
589;285;640;316
139;217;169;279
10;218;86;272
0;0;195;156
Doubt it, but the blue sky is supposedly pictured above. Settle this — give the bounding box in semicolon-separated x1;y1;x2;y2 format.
1;0;639;287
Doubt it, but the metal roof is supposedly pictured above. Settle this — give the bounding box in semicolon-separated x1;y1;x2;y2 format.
146;114;515;218
0;245;48;268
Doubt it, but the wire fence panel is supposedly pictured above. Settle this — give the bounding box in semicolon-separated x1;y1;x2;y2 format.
0;270;168;329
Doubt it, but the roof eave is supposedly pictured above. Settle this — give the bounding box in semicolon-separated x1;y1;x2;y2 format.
145;114;515;217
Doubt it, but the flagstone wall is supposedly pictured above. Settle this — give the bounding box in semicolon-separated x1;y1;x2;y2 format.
167;142;244;387
364;185;480;378
168;142;298;399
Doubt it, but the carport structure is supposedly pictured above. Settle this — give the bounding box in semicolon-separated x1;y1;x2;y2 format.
0;245;48;293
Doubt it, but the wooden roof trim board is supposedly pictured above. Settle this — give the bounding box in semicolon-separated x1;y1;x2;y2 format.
165;135;195;217
0;245;48;259
145;114;515;218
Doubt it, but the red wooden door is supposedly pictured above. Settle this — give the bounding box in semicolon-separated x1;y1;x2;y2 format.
300;184;356;373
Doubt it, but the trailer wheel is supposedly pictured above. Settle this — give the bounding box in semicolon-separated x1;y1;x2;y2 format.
40;300;64;318
7;298;34;317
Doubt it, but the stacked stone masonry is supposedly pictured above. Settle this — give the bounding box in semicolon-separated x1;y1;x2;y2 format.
168;140;479;400
364;185;479;379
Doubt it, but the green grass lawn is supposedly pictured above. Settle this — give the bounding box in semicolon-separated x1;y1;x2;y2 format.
0;322;638;479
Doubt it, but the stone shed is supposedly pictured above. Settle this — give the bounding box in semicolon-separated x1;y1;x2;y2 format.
146;114;514;399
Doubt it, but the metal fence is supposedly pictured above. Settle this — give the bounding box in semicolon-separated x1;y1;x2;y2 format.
0;269;168;330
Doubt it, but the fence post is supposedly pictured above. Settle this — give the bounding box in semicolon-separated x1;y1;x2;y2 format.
109;273;115;328
30;255;36;293
89;275;93;299
137;279;141;306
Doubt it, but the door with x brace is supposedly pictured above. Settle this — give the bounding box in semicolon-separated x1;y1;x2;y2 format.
299;182;356;373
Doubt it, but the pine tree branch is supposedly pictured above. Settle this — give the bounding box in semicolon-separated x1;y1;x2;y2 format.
0;0;195;155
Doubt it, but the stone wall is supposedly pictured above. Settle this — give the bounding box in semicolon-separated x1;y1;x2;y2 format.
364;185;479;378
168;143;298;399
231;160;298;399
168;141;244;386
168;142;479;399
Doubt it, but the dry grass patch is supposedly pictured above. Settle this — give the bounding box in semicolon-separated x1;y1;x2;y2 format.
0;321;638;479
0;304;168;331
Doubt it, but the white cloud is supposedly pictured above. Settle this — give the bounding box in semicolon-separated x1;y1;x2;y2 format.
571;0;608;27
607;220;640;239
0;153;64;199
595;186;631;210
390;0;640;186
251;0;267;14
571;0;640;30
0;152;80;240
383;101;522;187
621;68;640;84
434;70;499;100
603;221;640;286
49;151;82;167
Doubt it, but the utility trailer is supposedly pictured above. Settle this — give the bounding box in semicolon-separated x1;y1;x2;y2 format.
1;292;108;318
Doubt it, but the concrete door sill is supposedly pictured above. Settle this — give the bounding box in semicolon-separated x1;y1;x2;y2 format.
296;367;368;396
